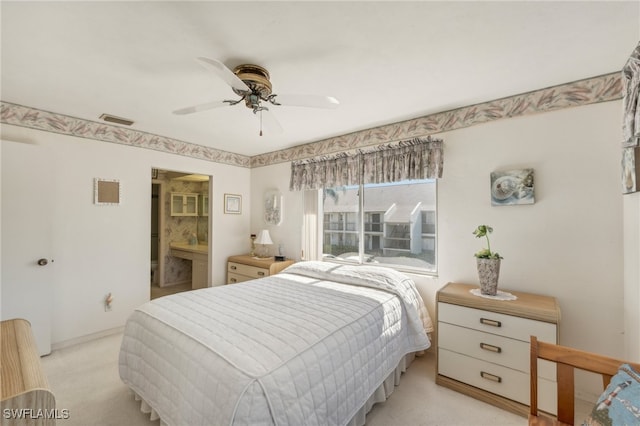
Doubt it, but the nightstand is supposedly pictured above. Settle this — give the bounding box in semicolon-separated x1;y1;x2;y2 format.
226;255;295;284
436;282;561;417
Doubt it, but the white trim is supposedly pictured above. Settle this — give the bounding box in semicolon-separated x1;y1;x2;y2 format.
50;325;124;352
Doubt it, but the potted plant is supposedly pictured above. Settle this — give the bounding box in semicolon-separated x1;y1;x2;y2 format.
473;225;503;295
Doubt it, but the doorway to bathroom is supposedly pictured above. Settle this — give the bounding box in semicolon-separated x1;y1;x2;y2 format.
150;182;161;291
151;168;212;299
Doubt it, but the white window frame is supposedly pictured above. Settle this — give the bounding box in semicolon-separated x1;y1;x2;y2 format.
317;180;438;276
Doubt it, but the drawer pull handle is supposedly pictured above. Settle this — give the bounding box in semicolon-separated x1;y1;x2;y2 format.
480;318;502;328
230;278;237;283
230;265;237;270
480;371;502;383
258;271;265;276
480;343;502;353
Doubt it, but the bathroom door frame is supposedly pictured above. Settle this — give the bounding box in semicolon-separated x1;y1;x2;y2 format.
152;178;166;288
151;170;213;289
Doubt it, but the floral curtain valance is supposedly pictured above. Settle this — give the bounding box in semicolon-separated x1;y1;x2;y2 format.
289;137;443;191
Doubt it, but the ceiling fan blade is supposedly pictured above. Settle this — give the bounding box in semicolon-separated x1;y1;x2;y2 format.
173;100;229;115
259;109;284;135
196;57;249;93
272;94;340;109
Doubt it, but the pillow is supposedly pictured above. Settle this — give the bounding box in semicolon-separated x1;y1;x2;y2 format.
583;363;640;426
282;261;434;335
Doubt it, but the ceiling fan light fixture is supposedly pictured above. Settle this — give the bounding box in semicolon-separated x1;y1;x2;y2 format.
245;94;263;111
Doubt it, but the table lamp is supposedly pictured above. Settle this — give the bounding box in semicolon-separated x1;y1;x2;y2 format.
254;229;273;258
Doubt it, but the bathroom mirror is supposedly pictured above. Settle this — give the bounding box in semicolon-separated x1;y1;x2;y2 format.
264;190;282;225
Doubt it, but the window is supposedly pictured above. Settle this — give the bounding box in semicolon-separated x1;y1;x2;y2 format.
322;179;437;273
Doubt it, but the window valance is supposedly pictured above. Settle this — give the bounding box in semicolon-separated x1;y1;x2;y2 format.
289;137;443;191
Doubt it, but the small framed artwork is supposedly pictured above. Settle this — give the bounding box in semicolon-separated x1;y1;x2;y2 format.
224;193;242;214
94;178;121;205
490;169;534;206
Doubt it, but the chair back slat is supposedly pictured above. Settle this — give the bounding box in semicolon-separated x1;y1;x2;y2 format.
529;336;539;416
556;363;575;424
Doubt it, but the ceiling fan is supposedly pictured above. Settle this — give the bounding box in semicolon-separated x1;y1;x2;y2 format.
173;57;340;135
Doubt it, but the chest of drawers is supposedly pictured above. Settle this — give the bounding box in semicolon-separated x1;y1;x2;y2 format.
226;255;295;284
436;282;561;417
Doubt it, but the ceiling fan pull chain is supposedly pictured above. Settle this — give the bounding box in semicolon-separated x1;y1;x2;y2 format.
260;109;263;136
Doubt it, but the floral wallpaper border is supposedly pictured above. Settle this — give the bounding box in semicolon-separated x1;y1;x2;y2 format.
1;72;622;169
0;102;251;168
252;72;623;167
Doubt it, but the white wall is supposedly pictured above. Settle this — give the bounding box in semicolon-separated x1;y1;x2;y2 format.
250;162;303;260
1;124;251;345
624;193;640;360
251;101;629;362
438;101;624;354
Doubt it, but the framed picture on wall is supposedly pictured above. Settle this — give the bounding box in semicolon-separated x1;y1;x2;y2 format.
94;178;121;205
224;193;241;214
490;169;534;206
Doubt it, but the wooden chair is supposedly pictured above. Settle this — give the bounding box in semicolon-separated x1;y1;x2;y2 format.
529;335;640;426
1;318;56;426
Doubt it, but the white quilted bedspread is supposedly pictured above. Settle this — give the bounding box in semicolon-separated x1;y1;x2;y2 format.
119;261;432;426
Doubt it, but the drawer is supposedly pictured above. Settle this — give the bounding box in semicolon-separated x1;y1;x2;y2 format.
439;348;557;415
227;272;253;284
438;302;556;343
438;322;556;380
227;262;270;279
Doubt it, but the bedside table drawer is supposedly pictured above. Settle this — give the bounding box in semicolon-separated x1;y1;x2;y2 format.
227;262;269;279
438;302;556;342
438;322;556;380
439;348;557;414
227;272;253;284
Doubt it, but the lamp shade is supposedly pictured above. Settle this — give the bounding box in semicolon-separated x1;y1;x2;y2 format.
255;229;273;245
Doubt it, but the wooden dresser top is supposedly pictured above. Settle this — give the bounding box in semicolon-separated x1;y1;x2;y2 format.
437;282;561;324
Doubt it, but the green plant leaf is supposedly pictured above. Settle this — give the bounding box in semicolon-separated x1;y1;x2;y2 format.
472;225;501;259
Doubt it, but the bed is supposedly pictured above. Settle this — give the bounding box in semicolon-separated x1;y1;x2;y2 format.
119;261;433;426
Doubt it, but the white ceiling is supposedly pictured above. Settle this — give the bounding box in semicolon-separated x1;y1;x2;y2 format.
2;1;639;157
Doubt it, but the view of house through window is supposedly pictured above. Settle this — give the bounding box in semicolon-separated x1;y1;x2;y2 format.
322;180;437;273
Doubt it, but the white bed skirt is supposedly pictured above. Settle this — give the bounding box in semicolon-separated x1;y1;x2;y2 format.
346;351;417;426
130;352;419;426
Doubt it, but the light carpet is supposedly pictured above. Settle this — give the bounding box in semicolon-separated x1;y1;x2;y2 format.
41;332;530;425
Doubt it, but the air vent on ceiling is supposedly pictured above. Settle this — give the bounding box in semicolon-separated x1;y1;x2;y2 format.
99;113;134;126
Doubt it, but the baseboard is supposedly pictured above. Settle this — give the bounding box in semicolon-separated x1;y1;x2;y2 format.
51;326;125;351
